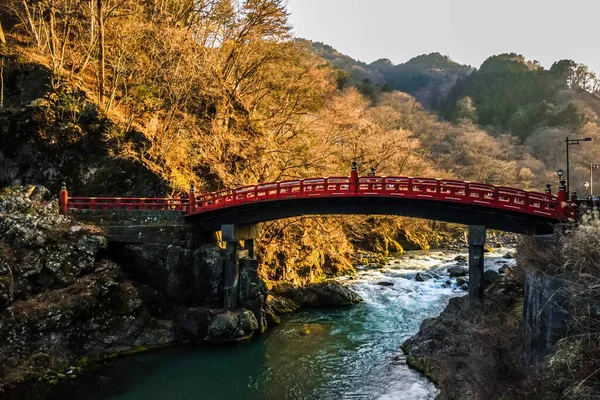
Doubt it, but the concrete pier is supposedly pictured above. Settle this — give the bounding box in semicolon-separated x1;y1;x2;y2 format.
468;225;486;303
221;224;259;310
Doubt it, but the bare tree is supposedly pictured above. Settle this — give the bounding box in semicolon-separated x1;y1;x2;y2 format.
0;21;6;45
0;21;5;110
96;0;105;105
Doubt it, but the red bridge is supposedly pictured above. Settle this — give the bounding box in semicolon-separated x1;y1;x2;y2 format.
59;164;575;236
58;163;584;306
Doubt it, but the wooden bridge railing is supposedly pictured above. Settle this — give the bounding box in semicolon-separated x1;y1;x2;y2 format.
58;167;574;221
191;176;559;219
58;183;189;214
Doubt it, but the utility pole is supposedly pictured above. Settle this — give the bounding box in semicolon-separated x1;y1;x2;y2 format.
590;163;600;196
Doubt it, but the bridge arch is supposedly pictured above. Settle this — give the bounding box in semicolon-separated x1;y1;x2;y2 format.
186;195;556;235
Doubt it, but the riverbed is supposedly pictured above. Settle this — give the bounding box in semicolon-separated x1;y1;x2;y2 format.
36;249;515;400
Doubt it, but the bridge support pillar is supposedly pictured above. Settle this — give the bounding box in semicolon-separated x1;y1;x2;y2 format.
221;224;259;311
468;225;486;304
244;239;255;259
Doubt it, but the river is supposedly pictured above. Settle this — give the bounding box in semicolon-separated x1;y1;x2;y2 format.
38;249;514;400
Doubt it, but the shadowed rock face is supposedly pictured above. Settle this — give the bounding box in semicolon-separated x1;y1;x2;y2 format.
523;271;570;366
0;62;166;197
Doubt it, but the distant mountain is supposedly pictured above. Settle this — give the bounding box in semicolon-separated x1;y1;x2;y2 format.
307;41;386;86
371;53;473;109
304;41;473;110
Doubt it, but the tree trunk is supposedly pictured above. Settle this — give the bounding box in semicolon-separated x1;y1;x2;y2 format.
21;0;41;48
0;21;6;45
0;21;5;111
0;59;5;111
97;0;105;106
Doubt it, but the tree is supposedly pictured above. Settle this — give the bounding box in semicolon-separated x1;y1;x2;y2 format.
452;96;477;123
0;19;6;110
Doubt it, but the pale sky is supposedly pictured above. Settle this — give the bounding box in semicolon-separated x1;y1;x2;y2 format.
287;0;600;74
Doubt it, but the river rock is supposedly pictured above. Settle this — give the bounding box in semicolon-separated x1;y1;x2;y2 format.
484;270;502;286
415;272;434;282
503;252;515;259
273;281;363;307
459;283;469;291
454;255;467;264
208;312;243;338
266;294;301;314
238;310;259;332
447;266;468;278
207;310;259;342
366;263;383;270
377;281;394;286
456;276;469;287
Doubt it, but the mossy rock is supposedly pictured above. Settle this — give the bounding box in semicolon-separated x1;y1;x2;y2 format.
405;354;440;383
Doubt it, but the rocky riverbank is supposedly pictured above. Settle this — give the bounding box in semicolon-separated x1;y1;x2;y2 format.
0;186;364;394
0;186;250;391
400;257;528;399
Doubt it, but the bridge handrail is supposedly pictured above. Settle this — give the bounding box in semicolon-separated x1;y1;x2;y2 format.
191;176;557;219
58;175;561;219
66;196;189;211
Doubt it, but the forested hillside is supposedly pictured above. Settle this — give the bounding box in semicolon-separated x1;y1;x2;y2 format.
1;0;600;285
309;42;472;109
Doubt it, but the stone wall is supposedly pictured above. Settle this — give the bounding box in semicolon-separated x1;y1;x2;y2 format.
70;209;225;305
71;210;196;248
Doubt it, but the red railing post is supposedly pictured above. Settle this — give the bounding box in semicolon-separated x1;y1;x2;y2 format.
59;182;68;215
556;178;568;220
187;184;196;214
350;161;359;193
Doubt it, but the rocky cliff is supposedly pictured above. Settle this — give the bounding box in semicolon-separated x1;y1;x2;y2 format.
0;187;263;393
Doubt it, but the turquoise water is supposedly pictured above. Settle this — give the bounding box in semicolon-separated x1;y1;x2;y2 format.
38;250;496;400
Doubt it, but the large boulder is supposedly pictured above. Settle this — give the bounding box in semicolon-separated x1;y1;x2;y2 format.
454;255;467;264
273;281;363;307
484;270;502;286
447;265;468;278
206;309;259;342
208;312;243;338
415;272;434;282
